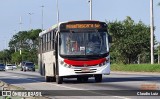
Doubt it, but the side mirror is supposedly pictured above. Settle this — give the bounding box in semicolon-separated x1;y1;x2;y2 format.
108;35;112;43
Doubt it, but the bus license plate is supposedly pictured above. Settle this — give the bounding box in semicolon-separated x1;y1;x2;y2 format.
81;68;91;72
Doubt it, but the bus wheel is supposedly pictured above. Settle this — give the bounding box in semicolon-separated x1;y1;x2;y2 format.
50;77;56;82
95;74;102;82
56;75;63;84
45;76;51;82
42;65;45;76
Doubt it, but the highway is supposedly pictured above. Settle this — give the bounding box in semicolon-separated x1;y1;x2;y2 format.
0;70;160;99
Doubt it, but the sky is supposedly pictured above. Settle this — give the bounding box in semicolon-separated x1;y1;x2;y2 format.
0;0;160;51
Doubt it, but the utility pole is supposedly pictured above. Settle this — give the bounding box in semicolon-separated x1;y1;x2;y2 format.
41;5;44;31
88;0;92;20
150;0;154;64
18;16;22;58
19;16;22;31
158;43;160;64
14;30;17;52
56;0;60;25
29;13;34;30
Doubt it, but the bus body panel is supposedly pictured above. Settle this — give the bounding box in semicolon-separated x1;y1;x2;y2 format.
58;63;110;77
42;51;55;76
58;55;110;77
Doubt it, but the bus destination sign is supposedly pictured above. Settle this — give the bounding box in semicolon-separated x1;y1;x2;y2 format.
66;23;102;29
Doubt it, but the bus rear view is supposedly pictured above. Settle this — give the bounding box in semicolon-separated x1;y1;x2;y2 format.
39;20;111;84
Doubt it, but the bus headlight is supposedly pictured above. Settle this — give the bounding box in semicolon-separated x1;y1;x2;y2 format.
60;60;71;68
60;60;64;65
98;58;109;67
64;63;71;68
99;62;106;67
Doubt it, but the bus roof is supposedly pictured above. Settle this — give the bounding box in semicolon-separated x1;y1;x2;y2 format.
39;24;58;37
39;20;106;37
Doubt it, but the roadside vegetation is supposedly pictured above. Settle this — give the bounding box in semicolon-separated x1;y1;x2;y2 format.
111;64;160;72
108;16;153;64
0;29;41;65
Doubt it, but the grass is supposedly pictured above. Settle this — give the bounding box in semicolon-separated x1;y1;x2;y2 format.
111;64;160;72
35;65;38;69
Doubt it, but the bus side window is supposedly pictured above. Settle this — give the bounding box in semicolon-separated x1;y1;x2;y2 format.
51;31;53;50
48;32;51;51
41;37;43;52
43;35;46;52
39;37;42;53
46;34;48;51
50;32;52;50
52;31;55;50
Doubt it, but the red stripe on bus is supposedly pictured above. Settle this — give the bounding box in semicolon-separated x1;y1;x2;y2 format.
64;58;106;66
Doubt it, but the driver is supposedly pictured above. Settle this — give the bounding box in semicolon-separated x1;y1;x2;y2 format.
86;35;101;54
86;42;94;53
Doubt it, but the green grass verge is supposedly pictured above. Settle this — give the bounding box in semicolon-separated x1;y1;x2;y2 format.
35;65;38;69
111;64;160;72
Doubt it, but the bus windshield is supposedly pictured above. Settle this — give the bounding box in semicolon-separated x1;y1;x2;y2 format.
60;31;109;56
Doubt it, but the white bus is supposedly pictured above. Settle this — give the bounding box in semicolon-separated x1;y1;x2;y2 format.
38;20;112;84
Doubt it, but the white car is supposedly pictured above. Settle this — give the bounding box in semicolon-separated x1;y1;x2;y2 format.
12;64;17;69
5;64;17;70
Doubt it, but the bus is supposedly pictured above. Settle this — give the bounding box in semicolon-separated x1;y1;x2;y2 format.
38;20;112;84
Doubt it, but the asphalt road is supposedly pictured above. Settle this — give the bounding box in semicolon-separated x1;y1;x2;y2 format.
0;69;160;99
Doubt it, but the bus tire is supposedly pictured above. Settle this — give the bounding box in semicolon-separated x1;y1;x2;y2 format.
56;75;63;84
95;74;102;82
52;64;56;82
42;64;45;76
45;76;51;82
50;77;56;82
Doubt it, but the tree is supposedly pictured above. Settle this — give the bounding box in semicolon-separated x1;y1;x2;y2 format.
0;49;12;64
108;16;151;64
9;29;42;64
27;29;41;49
11;52;22;64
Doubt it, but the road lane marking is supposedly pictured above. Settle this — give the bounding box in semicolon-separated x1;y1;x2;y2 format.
113;96;131;99
46;83;131;99
25;78;40;82
5;75;131;99
21;78;131;99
